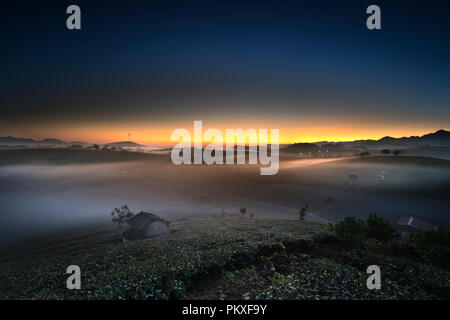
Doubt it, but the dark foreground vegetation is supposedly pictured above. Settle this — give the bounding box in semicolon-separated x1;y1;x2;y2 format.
0;217;448;300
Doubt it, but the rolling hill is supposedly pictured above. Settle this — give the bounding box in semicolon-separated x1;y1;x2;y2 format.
285;129;450;153
104;141;144;147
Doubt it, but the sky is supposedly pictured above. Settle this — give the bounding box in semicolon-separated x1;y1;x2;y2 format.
1;0;450;144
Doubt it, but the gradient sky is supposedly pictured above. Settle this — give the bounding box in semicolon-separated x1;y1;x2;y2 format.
1;0;450;144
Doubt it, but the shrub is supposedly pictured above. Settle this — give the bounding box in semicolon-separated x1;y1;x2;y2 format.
366;213;396;243
332;216;367;244
408;229;450;247
408;229;450;269
331;214;397;245
111;205;135;226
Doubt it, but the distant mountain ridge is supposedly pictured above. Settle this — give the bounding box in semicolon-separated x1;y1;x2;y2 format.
345;129;450;148
0;136;83;146
286;129;450;152
1;130;448;148
0;136;144;148
374;129;449;144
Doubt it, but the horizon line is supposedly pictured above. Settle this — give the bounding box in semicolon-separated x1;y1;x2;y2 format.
1;128;448;146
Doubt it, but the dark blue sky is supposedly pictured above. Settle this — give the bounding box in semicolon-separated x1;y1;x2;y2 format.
1;0;449;142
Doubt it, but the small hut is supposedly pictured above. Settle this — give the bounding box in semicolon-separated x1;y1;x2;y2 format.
397;216;437;238
123;212;170;242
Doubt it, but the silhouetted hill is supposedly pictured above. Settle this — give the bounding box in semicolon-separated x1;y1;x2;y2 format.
0;136;36;145
0;136;71;146
351;130;450;148
284;143;319;152
69;141;89;146
104;141;143;147
286;129;450;151
283;142;351;156
40;138;67;145
420;129;450;145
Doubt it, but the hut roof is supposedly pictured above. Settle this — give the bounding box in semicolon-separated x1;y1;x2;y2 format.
123;212;170;241
127;212;169;228
397;216;436;231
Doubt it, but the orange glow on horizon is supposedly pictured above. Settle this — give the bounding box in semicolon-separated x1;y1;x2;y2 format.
2;121;445;146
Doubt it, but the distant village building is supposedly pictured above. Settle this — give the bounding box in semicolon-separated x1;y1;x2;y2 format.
123;212;170;242
397;216;437;238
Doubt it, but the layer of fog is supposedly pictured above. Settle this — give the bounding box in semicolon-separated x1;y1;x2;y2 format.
0;156;449;248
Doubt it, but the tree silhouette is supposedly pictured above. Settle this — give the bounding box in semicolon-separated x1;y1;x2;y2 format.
299;205;309;220
111;205;135;227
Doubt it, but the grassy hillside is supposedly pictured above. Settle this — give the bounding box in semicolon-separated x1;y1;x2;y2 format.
0;218;448;300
